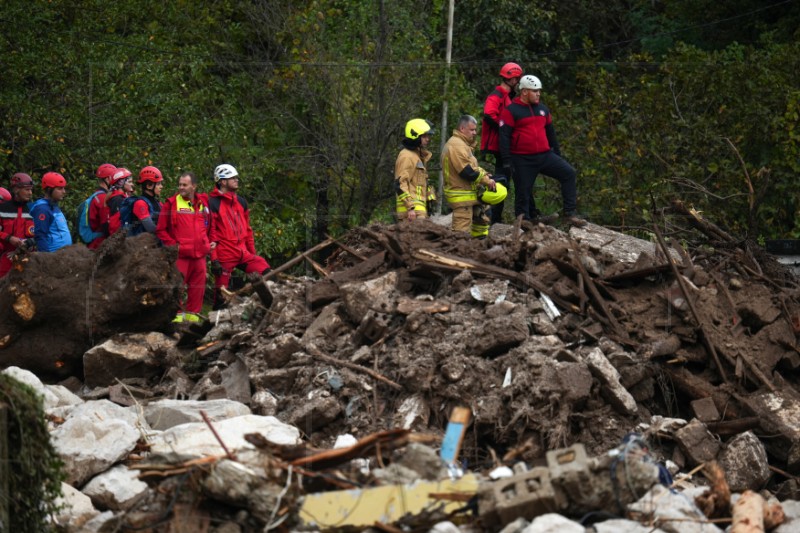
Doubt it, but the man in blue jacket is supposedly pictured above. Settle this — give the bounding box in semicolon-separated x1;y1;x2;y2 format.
31;172;73;252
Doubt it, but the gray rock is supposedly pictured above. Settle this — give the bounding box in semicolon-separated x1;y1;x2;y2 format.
82;464;150;510
628;485;722;533
585;348;638;416
674;419;720;466
718;431;770;492
521;513;584;532
52;482;99;530
144;399;251;430
83;332;179;388
1;366;60;409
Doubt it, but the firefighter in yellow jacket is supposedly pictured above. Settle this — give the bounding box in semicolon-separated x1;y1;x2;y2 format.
395;118;435;221
442;115;500;237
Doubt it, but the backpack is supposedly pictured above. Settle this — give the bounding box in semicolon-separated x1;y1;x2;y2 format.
76;191;105;244
118;196;142;236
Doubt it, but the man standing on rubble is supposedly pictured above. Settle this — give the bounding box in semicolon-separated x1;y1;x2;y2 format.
499;74;585;226
208;164;271;309
481;62;522;224
395;118;435;222
156;172;211;323
31;172;72;252
0;172;35;276
442;115;501;238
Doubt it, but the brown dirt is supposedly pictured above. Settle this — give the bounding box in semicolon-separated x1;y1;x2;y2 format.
0;232;183;379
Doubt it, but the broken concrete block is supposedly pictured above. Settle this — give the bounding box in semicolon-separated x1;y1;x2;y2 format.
83;332;179;388
148;414;300;457
674;419;720;467
585;348;638;416
339;271;399;323
143;399;251;431
718;431;770;492
478;467;559;527
203;460;284;523
82;464;150;511
298;474;479;530
352;309;391;345
285;388;342;432
690;397;720;423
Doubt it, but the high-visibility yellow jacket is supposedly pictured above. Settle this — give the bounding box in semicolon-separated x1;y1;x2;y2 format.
395;147;432;213
441;130;492;209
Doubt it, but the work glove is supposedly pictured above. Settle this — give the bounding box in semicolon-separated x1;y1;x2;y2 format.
20;238;35;251
210;260;222;276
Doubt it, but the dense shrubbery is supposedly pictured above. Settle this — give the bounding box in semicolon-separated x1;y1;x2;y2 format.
2;1;798;260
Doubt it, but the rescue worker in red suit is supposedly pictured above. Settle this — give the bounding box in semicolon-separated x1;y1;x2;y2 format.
106;167;133;236
481;62;522;224
208;164;270;309
129;166;163;235
87;163;117;249
156;172;211;323
0;172;35;277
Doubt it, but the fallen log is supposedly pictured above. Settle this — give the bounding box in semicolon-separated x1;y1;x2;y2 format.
0;233;182;379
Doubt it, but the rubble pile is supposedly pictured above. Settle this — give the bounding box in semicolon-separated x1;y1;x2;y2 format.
5;209;800;532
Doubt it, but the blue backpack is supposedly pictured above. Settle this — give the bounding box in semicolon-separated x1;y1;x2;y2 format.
76;191;105;244
118;196;142;236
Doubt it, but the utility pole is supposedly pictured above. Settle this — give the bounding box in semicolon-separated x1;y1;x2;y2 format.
437;0;454;215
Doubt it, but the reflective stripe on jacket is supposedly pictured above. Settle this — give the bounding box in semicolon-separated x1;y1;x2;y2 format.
394;148;431;213
442;129;488;209
155;193;211;259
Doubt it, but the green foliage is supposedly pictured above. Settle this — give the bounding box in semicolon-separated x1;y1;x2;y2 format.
3;0;800;258
1;374;66;531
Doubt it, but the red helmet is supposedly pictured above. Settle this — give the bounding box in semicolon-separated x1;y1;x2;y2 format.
138;166;163;183
110;167;132;187
11;172;34;188
499;62;523;79
42;172;67;189
95;163;117;180
0;187;11;201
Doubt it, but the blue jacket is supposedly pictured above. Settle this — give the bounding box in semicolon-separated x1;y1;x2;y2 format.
31;198;73;252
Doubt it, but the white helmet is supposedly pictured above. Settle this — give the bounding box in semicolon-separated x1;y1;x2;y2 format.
519;75;542;91
214;164;239;182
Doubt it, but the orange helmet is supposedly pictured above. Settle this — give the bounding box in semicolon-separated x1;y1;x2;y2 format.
42;172;67;188
138;166;163;183
95;163;117;180
499;62;523;79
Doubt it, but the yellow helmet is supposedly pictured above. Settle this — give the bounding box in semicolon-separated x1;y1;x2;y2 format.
405;118;435;140
479;182;508;205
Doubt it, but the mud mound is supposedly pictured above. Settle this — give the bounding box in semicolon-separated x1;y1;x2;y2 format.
0;232;183;379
